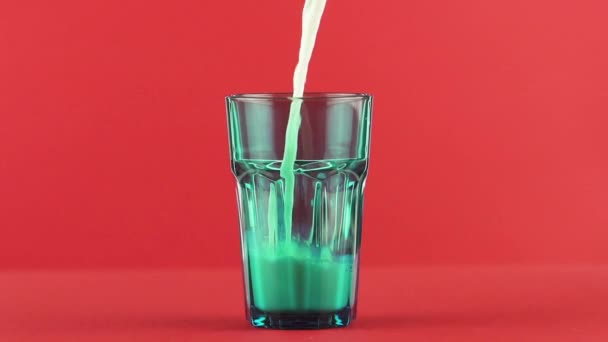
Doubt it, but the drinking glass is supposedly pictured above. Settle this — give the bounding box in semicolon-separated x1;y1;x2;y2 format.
226;93;372;329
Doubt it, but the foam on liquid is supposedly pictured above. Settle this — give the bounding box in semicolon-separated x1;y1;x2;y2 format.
280;0;327;241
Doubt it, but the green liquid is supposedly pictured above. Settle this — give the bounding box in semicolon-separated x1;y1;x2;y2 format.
234;159;366;312
248;239;353;312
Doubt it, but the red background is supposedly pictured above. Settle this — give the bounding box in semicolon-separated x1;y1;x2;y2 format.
1;0;607;270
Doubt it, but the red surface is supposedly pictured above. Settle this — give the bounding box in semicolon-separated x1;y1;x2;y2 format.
1;266;608;341
2;0;608;269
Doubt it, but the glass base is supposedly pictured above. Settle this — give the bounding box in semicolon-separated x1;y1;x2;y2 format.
248;306;352;329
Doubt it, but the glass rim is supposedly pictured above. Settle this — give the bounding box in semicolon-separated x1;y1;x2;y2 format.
226;92;372;101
